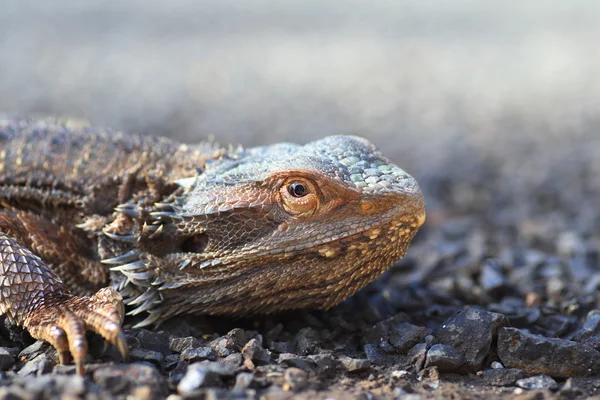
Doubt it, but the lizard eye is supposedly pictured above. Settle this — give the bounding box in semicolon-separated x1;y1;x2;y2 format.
288;182;307;197
280;178;320;216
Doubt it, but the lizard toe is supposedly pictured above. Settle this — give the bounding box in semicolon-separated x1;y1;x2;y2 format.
23;289;127;374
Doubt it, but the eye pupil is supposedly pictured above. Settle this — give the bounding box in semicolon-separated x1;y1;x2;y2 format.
289;182;307;197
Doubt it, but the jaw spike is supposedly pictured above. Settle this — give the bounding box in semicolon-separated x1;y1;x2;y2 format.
101;250;140;265
102;230;137;243
109;260;146;272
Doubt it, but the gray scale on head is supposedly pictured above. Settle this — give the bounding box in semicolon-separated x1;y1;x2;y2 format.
186;135;419;201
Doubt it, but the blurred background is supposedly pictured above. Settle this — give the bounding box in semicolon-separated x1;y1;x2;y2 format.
1;0;600;226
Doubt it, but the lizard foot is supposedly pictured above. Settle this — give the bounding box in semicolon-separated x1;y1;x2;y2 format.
23;287;127;375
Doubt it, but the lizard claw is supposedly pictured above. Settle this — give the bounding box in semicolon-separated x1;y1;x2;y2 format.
23;287;127;374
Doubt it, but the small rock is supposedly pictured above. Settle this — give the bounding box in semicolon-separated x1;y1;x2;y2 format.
164;354;182;370
391;370;410;380
498;327;600;377
479;259;508;294
209;337;236;358
389;323;430;353
270;341;294;353
491;361;504;369
169;337;201;354
227;328;248;350
516;375;558;391
364;344;386;364
483;368;527;386
22;375;87;398
180;347;217;363
408;343;428;372
0;348;15;370
283;367;308;391
425;344;463;372
18;353;53;376
363;314;421;350
573;310;600;350
242;339;271;367
278;353;316;372
308;353;336;375
136;329;171;354
338;356;370;372
129;348;164;365
177;361;236;395
222;353;243;366
94;363;165;396
233;372;255;391
435;307;509;371
18;341;47;359
293;328;320;355
558;377;592;398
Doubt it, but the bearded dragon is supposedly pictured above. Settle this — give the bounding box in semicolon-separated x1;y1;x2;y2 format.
0;118;425;374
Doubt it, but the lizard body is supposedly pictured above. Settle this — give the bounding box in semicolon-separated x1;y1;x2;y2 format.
0;118;425;373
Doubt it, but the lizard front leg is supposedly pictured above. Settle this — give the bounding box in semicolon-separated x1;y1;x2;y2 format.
0;231;127;374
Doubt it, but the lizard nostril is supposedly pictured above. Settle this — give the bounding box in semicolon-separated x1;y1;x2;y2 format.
181;234;209;254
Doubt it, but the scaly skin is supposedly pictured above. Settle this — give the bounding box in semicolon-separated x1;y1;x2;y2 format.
0;118;425;374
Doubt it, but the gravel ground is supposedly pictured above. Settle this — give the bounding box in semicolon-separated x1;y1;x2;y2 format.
0;130;599;399
2;1;600;399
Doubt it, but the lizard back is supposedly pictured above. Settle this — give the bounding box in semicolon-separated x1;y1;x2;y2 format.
0;118;214;223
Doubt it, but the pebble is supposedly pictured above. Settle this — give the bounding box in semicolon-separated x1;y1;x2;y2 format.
498;327;600;377
177;361;236;395
435;307;509;371
516;375;559;391
170;337;201;354
180;347;218;363
363;343;386;364
338;356;371;372
0;348;16;371
130;348;164;365
242;338;272;367
283;367;308;391
424;344;463;372
17;353;53;376
277;353;316;372
308;353;337;374
482;368;527;386
293;328;320;355
408;343;428;372
136;330;171;354
93;363;165;396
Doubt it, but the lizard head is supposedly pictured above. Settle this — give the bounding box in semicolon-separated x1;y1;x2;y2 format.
107;135;425;325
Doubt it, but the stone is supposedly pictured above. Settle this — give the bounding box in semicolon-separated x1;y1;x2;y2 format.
338;356;370;372
129;348;164;365
408;343;428;372
424;344;463;372
93;363;165;396
177;361;236;395
363;343;386;364
136;330;171;354
169;337;201;354
363;314;429;354
17;353;53;376
283;367;308;391
498;327;600;377
308;353;337;375
435;307;509;371
277;353;316;372
0;348;15;371
516;375;559;391
482;368;527;386
180;347;218;363
241;339;271;366
293;328;320;355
